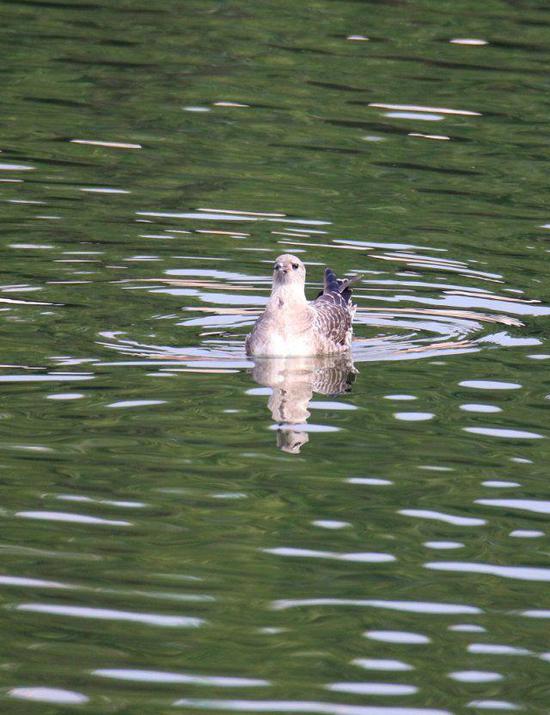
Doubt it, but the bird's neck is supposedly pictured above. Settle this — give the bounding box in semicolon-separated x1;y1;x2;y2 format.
268;281;307;311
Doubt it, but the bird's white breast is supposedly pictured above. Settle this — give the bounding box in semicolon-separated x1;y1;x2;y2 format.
251;329;317;358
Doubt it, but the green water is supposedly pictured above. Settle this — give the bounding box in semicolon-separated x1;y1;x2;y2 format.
1;0;550;713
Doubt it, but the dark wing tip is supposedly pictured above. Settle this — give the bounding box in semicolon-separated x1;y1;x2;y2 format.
323;267;341;294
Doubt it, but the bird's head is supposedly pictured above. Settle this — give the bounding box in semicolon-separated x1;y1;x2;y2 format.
272;254;306;287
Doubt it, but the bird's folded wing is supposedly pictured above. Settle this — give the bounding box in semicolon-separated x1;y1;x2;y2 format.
311;292;352;346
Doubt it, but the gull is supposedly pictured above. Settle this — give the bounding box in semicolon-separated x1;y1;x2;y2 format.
245;254;360;357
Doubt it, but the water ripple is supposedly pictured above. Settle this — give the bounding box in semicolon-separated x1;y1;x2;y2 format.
16;603;204;627
476;499;550;515
399;510;486;526
425;562;550;581
364;631;430;644
0;575;73;590
464;427;544;439
173;699;451;715
272;599;479;615
466;701;519;711
352;659;414;672
327;683;418;696
15;510;132;527
263;548;395;563
93;669;268;687
449;671;502;683
467;644;531;656
8;687;89;704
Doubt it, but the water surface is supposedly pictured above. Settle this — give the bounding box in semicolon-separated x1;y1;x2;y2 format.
1;1;550;713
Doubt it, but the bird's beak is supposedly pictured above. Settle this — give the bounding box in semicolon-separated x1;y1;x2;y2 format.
275;263;290;274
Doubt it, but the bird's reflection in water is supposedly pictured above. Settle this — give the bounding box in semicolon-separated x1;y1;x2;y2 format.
250;355;357;453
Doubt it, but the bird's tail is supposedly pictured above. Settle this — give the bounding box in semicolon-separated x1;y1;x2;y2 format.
323;268;362;303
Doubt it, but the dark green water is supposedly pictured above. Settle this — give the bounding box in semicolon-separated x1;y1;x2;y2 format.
1;1;550;713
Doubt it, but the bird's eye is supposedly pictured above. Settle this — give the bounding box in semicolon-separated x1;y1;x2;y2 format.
292;263;299;270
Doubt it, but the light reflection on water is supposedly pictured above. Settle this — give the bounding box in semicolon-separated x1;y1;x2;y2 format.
1;0;550;712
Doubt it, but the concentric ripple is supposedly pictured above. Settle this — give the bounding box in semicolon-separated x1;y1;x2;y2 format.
98;206;547;368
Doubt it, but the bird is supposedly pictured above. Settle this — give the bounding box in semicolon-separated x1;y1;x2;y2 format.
245;254;360;357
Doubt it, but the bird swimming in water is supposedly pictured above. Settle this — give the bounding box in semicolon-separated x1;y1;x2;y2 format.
245;254;360;357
